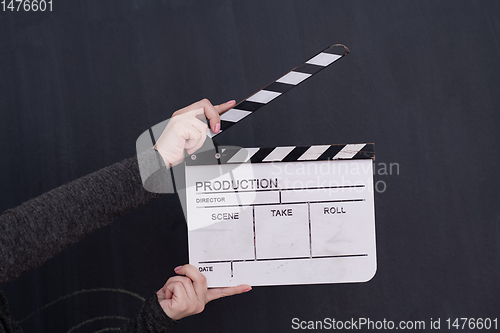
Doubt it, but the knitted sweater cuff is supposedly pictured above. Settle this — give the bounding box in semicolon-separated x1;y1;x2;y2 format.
120;293;177;332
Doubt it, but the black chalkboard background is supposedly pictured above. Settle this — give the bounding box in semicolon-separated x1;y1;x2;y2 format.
1;1;499;332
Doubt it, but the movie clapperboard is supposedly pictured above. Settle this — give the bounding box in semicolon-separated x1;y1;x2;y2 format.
184;44;377;287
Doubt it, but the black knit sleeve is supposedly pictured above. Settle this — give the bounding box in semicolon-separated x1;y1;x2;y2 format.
120;294;177;332
0;149;172;285
0;290;177;333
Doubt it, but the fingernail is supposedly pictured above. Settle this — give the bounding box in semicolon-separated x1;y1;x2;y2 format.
214;123;220;133
174;265;182;271
226;100;235;104
244;287;252;292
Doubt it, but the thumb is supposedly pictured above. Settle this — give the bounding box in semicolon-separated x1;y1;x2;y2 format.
206;284;252;303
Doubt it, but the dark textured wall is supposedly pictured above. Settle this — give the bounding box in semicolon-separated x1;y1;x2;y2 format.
1;1;499;332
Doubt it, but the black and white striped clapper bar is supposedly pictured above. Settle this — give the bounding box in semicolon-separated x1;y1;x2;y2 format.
181;44;378;287
208;44;350;138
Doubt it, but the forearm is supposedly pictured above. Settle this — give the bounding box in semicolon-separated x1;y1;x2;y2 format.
0;291;177;333
0;149;171;284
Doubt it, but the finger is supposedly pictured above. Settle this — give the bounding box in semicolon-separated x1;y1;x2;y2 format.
173;99;235;133
214;100;236;115
175;264;208;300
183;128;204;154
211;100;236;133
163;285;173;300
185;119;207;154
163;282;189;320
182;108;209;136
198;99;221;133
166;276;197;301
178;123;203;151
178;99;220;133
188;116;209;135
206;284;252;303
172;101;206;117
186;136;206;155
165;281;187;303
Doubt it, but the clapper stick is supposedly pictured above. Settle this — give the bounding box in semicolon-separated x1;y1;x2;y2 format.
207;44;350;139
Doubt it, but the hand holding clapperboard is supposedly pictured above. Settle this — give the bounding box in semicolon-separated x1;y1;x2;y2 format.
137;45;377;287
